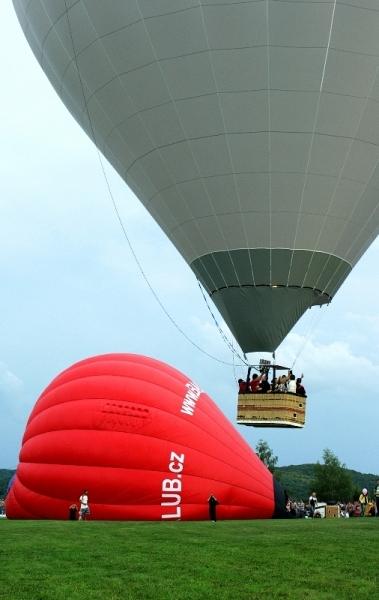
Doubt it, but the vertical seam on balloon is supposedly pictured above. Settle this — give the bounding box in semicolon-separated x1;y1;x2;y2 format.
101;130;379;173
266;0;272;287
196;1;271;352
195;1;265;343
20;0;379;21
66;52;379;120
37;0;153;220
38;0;81;65
321;203;378;296
88;6;229;294
56;0;244;366
49;0;223;296
37;3;209;71
304;65;379;293
286;0;337;287
64;11;226;323
134;1;244;293
131;7;232;289
103;90;379;145
321;204;378;295
197;1;257;288
346;224;379;265
37;0;112;152
21;0;379;82
193;247;350;263
131;2;253;358
143;166;376;220
37;0;129;194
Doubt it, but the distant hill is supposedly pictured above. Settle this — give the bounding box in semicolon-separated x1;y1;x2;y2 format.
0;469;16;498
276;464;378;500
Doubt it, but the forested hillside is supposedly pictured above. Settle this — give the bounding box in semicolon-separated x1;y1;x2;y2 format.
276;464;378;500
0;469;15;498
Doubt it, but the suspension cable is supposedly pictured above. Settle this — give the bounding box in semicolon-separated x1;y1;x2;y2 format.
197;280;248;366
290;304;326;370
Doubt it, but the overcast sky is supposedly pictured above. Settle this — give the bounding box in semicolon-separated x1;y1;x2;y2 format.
1;3;378;476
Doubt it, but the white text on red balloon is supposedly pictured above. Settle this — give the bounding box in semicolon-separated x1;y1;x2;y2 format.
161;451;185;520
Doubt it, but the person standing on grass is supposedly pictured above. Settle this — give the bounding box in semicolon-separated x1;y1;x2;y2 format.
309;491;317;517
359;488;369;517
79;490;90;520
208;494;219;522
68;503;78;520
375;480;379;517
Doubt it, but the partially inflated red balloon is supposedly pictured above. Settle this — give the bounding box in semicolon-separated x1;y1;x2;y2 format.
6;354;284;520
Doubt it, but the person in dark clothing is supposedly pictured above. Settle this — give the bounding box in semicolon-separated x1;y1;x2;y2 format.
296;377;306;396
68;504;78;520
208;495;219;522
238;378;249;393
259;377;271;393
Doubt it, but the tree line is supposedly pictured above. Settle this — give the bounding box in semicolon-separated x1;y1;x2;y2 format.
0;470;14;498
255;441;378;501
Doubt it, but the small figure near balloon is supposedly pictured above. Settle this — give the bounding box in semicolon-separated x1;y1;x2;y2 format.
79;490;90;520
68;504;78;520
208;495;219;522
309;491;318;518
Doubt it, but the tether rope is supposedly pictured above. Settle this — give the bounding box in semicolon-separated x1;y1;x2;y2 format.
290;304;326;370
197;281;249;366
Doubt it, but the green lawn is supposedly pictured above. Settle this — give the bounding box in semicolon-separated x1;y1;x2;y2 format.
0;519;377;600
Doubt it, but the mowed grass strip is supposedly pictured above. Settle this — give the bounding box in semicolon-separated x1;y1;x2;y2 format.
0;519;377;600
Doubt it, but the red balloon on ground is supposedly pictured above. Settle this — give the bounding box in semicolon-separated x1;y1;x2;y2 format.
5;354;284;520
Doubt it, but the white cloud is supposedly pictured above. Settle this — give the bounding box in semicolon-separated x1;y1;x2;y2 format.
279;333;379;395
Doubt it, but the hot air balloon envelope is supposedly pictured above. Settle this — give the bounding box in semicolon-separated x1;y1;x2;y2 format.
12;1;379;351
5;354;285;520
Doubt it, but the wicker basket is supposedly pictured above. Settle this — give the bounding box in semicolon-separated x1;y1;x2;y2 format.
326;505;340;518
237;393;306;428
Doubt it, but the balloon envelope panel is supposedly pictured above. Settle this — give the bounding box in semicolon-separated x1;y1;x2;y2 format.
6;354;278;520
12;2;379;351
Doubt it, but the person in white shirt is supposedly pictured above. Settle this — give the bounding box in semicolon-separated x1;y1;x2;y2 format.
79;490;90;520
309;492;317;517
287;374;297;393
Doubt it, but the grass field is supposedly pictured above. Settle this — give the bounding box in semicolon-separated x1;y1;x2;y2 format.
0;518;377;600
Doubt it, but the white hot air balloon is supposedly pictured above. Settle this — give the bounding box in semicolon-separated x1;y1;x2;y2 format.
13;0;379;355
